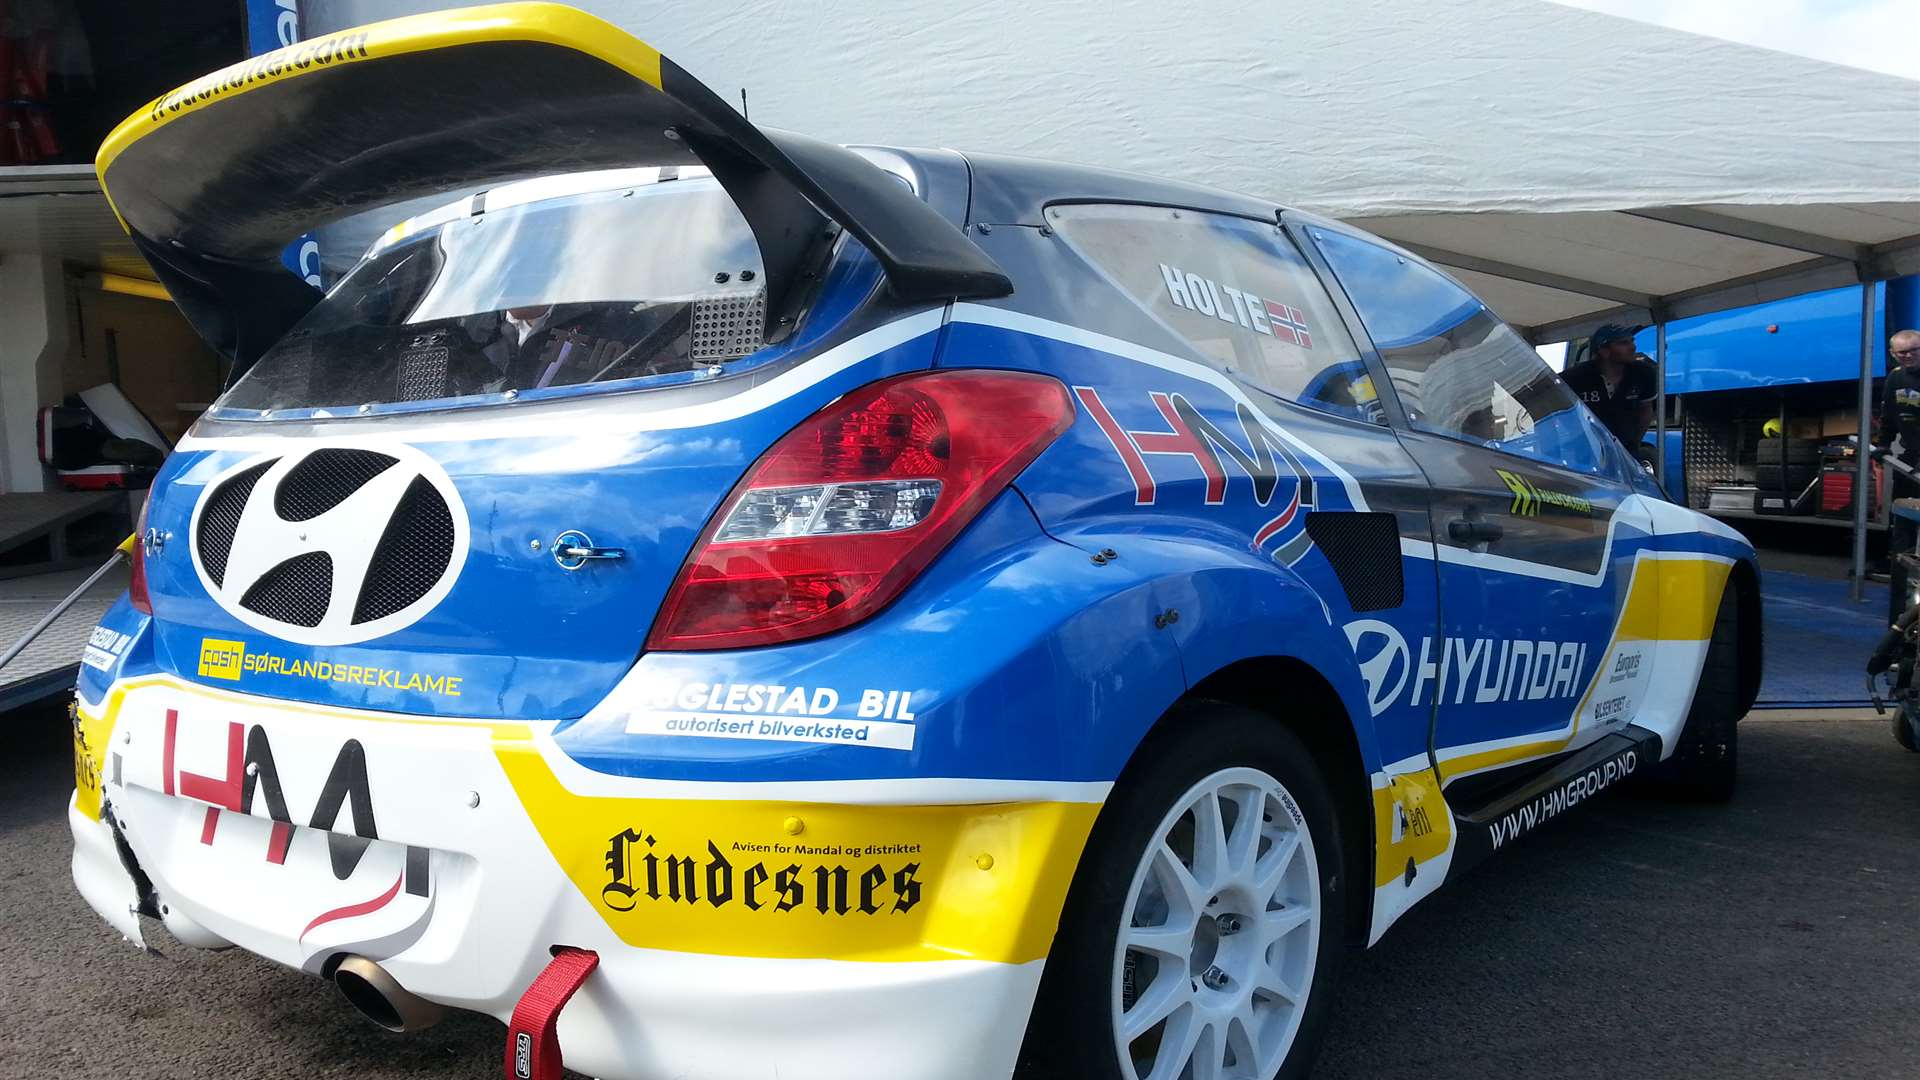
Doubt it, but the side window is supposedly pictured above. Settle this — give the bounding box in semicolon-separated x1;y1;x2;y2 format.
1314;230;1605;474
1046;203;1384;424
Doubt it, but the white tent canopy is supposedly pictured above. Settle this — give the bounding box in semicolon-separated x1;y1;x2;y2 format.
306;0;1920;594
307;0;1920;341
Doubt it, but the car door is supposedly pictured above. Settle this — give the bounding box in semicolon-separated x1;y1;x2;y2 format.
1307;227;1655;791
1024;202;1444;780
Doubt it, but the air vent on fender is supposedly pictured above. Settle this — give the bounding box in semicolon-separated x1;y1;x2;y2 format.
1304;512;1403;612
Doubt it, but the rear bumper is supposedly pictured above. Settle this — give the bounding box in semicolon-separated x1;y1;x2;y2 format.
72;798;1039;1078
69;674;1099;1079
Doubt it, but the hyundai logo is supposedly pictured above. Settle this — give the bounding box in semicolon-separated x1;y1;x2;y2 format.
189;443;469;646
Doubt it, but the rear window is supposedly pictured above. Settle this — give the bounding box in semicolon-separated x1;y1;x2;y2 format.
215;173;782;415
1046;203;1382;424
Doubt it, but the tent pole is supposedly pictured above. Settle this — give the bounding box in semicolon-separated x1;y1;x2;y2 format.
1654;322;1668;483
1854;282;1875;603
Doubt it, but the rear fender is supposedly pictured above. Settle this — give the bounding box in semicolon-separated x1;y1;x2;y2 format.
1096;536;1388;774
556;489;1191;786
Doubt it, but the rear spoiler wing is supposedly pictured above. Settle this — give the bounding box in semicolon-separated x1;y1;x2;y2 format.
96;2;1010;367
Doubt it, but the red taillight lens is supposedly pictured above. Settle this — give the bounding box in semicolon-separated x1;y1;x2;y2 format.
648;370;1074;650
128;496;152;615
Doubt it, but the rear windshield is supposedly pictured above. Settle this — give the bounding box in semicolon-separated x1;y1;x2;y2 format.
216;175;773;415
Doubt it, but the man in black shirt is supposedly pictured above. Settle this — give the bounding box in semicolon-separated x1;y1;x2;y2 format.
1563;323;1658;458
1874;330;1920;616
1875;329;1920;470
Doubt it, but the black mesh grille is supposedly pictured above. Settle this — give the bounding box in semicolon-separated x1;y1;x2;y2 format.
397;342;450;401
1304;512;1404;612
352;476;456;624
275;449;398;522
197;461;273;588
239;552;334;627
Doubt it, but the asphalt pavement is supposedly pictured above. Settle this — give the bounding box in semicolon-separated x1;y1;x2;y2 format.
5;702;1918;1079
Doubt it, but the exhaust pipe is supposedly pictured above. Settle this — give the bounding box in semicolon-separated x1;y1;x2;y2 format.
332;955;446;1033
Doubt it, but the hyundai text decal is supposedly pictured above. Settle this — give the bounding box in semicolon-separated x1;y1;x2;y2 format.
1076;387;1316;564
1344;619;1590;717
1159;263;1313;347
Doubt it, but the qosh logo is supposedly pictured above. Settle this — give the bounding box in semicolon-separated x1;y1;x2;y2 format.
191;444;468;646
1076;387;1317;565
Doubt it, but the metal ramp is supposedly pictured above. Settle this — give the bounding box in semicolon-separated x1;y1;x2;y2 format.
0;493;132;710
0;562;128;712
0;491;130;580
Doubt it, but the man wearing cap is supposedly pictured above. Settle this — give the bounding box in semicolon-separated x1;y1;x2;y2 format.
1563;324;1658;458
1874;330;1920;615
1874;329;1920;466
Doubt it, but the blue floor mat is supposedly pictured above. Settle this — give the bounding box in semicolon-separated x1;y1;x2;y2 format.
1755;570;1886;706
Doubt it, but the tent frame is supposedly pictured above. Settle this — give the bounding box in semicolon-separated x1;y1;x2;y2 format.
1398;212;1920;601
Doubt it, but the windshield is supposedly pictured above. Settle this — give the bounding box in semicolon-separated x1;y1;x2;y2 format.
217;175;771;414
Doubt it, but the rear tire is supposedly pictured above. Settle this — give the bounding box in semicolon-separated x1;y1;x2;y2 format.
1018;702;1347;1080
1649;585;1741;800
1894;702;1919;752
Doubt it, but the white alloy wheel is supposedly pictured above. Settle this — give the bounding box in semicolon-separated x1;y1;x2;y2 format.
1111;766;1321;1080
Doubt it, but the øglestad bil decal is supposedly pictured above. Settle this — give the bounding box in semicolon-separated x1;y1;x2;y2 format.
622;679;922;750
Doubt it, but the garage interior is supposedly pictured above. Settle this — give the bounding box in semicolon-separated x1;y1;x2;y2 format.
0;1;244;704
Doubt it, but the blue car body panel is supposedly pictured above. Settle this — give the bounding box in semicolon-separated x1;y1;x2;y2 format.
80;142;1759;956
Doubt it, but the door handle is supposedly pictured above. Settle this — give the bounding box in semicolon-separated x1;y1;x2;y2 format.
552;530;625;570
1448;518;1504;545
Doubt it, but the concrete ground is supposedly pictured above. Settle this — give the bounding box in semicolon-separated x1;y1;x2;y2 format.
3;703;1917;1079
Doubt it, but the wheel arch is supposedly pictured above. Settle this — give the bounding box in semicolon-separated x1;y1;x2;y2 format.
1178;656;1376;948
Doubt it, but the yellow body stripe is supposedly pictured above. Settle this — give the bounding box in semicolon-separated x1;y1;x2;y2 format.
1437;554;1732;784
1371;767;1451;888
1616;556;1728;643
96;2;666;224
496;732;1100;963
76;674;1098;964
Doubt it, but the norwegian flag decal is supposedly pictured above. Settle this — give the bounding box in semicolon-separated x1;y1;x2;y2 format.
1263;300;1313;348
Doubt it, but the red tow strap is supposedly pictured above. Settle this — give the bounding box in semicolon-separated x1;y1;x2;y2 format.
504;947;599;1080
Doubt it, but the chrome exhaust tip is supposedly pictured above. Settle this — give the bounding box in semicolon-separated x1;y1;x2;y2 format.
331;955;447;1033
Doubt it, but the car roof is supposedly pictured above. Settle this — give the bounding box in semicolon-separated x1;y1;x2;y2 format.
941;148;1285;225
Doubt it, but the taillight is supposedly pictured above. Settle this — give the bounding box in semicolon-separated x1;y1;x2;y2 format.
648;370;1074;650
128;495;152;615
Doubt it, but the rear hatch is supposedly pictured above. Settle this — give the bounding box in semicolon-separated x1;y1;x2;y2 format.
138;169;948;720
98;6;1010;719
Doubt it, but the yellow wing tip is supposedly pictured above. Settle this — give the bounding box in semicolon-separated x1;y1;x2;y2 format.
94;2;664;232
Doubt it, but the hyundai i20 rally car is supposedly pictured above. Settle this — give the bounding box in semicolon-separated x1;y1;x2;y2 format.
69;5;1762;1078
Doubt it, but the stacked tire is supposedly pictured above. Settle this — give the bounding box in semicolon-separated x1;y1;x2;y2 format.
1756;436;1819;493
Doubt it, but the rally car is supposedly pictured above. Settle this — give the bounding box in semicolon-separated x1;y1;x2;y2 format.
69;5;1762;1078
